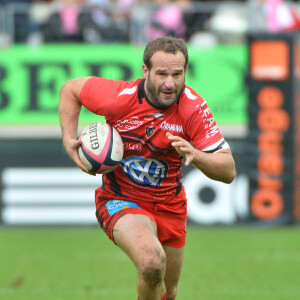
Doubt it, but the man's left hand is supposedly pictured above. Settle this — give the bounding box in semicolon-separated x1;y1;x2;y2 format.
166;132;196;166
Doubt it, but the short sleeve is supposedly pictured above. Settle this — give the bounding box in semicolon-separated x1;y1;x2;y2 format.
186;101;223;151
79;77;127;116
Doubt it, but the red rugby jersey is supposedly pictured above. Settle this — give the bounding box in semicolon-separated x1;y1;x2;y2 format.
80;77;223;203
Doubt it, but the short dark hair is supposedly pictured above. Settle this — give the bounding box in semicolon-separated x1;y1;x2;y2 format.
143;37;189;70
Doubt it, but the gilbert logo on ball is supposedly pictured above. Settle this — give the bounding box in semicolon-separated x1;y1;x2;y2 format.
78;122;124;174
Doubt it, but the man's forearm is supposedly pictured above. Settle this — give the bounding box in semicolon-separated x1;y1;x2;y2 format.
191;150;236;184
166;132;236;183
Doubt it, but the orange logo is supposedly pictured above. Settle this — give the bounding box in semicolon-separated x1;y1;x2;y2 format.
251;41;289;80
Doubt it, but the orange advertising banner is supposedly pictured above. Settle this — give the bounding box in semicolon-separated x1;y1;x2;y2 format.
248;33;297;224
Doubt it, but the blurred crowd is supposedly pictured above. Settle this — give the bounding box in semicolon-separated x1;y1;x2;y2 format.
1;0;300;45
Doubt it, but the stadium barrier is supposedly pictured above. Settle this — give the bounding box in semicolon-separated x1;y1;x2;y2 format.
0;138;248;226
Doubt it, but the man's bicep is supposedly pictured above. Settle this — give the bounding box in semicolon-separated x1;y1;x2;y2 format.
60;77;92;103
71;77;93;100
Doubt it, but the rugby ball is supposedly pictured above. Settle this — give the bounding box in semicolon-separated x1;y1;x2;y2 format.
78;122;124;174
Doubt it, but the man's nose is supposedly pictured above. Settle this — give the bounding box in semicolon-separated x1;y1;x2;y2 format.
164;77;175;89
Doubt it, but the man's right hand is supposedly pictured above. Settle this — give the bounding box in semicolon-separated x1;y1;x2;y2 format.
63;138;96;176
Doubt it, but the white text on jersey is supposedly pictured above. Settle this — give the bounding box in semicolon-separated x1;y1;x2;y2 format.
160;121;183;133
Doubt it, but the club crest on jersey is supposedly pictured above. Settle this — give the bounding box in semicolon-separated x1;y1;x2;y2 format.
146;126;156;138
120;156;169;187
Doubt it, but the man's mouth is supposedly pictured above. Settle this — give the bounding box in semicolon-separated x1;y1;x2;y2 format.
161;90;175;97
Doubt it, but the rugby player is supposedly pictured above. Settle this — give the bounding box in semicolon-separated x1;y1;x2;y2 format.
59;37;236;300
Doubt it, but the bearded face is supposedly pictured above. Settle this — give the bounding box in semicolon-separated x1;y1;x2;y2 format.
143;51;187;109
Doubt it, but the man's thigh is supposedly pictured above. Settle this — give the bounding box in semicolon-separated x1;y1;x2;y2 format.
95;197;186;250
95;199;157;244
113;213;163;267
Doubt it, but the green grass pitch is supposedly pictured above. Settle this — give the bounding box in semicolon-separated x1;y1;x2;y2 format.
1;226;300;299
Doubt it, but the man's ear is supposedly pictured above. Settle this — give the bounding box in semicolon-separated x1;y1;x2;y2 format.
142;64;148;78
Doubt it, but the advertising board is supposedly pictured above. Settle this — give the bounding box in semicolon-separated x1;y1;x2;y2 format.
248;34;299;223
0;44;247;126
